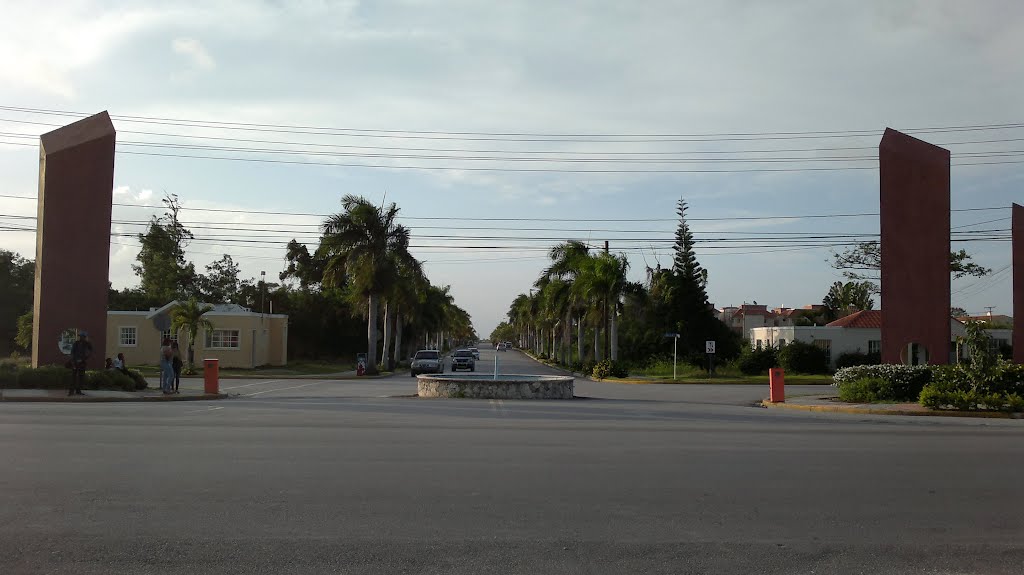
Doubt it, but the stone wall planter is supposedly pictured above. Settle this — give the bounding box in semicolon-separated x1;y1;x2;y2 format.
417;374;574;399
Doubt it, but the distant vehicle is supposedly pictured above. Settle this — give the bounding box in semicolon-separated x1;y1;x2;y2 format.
451;349;476;371
410;350;444;377
496;342;507;351
468;347;480;360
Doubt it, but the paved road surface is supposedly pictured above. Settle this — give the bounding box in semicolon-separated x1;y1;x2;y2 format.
2;343;1022;574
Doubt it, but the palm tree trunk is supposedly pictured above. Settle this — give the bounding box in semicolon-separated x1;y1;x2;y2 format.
366;293;379;375
380;300;391;368
392;307;403;368
577;315;584;364
603;297;610;360
610;306;618;361
593;321;600;361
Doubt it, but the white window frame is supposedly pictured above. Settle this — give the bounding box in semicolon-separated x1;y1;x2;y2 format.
205;329;240;349
868;340;881;355
119;326;138;347
161;328;179;343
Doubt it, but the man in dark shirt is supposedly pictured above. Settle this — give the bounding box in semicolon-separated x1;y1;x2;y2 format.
69;331;92;396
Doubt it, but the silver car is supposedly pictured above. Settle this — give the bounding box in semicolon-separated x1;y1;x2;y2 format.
410;350;444;376
468;347;480;360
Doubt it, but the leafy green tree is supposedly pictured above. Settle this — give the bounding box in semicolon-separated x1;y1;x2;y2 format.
319;195;416;375
822;281;875;321
133;194;197;302
198;254;241;303
280;239;325;288
15;310;33;353
831;243;990;293
662;200;721;358
0;250;35;355
170;298;214;373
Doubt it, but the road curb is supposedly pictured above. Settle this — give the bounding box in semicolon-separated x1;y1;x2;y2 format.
520;351;585;377
1;393;229;403
760;399;1024;419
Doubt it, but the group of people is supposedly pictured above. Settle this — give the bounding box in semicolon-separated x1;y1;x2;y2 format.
66;332;183;396
159;339;183;394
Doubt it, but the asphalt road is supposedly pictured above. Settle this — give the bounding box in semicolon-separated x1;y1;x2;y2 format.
2;343;1022;574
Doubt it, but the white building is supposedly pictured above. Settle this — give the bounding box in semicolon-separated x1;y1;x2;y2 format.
749;310;1011;368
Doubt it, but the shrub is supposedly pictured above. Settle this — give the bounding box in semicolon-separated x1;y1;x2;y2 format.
86;370;138;392
580;360;596;377
834;351;881;370
17;366;73;390
537;353;549;361
591;359;628;379
778;341;829;374
125;369;149;390
737;346;778;375
919;361;1024;412
833;364;933;402
837;377;891;403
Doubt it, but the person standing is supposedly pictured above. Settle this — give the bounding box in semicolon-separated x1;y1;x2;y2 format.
171;341;183;393
69;331;92;396
159;338;174;394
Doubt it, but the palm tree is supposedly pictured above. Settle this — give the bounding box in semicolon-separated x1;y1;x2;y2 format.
170;297;214;374
544;241;590;363
575;252;629;361
320;195;415;375
389;261;428;368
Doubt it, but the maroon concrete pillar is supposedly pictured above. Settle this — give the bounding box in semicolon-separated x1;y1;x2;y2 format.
32;112;116;368
1014;204;1024;363
879;128;950;365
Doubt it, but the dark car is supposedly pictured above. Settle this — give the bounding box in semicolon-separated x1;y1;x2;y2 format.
451;349;476;371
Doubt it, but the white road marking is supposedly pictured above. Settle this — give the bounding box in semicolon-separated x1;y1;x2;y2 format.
221;379;285;391
183;406;224;415
242;380;330;397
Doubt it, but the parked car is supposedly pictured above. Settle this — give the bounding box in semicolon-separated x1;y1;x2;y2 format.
410;350;444;376
469;347;480;360
451;349;476;371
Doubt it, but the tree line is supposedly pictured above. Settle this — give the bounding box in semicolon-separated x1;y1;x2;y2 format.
492;200;742;370
3;194;475;372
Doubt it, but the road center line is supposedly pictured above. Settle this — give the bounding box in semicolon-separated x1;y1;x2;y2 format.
221;379;285;391
183;406;225;415
243;380;330;397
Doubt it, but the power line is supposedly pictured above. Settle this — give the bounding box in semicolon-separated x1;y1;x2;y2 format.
3;104;1023;141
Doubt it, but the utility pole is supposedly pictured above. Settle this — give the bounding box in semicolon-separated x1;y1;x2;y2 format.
984;306;996;317
260;271;266;323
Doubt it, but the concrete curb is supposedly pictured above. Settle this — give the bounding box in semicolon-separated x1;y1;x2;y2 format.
1;392;229;403
519;351;585;378
761;399;1024;419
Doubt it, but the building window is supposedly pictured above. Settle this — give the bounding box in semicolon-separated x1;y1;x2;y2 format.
205;329;240;349
161;329;178;343
868;340;881;355
119;326;137;347
755;339;763;349
814;339;832;362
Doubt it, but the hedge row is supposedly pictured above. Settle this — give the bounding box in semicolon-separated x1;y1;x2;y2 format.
833;363;1024;412
0;365;148;392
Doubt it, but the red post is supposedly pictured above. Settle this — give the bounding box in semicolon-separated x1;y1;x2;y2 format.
769;368;785;403
203;359;219;394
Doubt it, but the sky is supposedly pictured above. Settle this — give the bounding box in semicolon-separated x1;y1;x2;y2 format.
1;0;1023;338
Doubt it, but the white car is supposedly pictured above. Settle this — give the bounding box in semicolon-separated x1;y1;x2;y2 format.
410;350;444;376
469;347;480;360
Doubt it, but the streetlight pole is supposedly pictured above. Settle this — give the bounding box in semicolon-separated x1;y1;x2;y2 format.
260;271;266;323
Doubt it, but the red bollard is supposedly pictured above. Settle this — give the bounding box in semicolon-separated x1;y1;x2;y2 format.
769;367;785;403
203;359;219;394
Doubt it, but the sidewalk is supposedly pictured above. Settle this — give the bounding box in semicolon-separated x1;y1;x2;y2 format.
762;394;1024;419
1;388;227;402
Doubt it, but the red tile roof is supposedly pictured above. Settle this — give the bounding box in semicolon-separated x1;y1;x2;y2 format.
826;310;882;329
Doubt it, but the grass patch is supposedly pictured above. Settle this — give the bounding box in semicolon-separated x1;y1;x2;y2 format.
132;360;355;377
606;373;833;385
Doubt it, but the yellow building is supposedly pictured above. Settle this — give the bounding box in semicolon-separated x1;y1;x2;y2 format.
106;301;288;368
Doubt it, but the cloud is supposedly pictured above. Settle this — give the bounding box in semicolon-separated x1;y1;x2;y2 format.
172;37;215;70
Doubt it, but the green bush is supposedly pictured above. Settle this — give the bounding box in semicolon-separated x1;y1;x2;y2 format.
834;351;881;370
737;346;778;375
16;366;73;390
778;341;829;374
837;377;891;403
85;370;138;392
591;359;628;379
833;364;933;402
125;369;149;390
919;362;1024;412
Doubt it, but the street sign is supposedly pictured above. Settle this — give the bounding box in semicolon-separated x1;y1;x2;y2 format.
705;340;716;354
664;332;680;338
